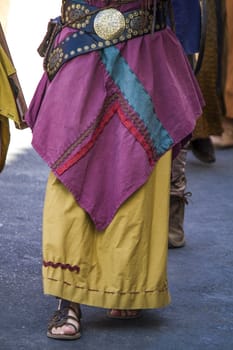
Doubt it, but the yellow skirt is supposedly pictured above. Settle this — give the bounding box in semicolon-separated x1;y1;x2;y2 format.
0;45;19;171
43;151;171;310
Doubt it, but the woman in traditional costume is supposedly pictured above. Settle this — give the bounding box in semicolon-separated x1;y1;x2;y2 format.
25;0;204;340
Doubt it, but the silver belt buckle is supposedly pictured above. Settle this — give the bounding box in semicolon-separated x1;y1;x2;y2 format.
94;8;126;41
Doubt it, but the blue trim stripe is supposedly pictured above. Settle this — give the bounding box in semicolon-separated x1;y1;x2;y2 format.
100;46;173;155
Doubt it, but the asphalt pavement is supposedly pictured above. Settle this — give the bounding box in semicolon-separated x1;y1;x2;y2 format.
0;128;232;350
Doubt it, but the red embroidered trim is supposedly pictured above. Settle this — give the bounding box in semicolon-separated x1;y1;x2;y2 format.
56;98;155;176
56;101;119;175
117;108;155;166
52;94;118;170
117;94;156;163
43;260;80;273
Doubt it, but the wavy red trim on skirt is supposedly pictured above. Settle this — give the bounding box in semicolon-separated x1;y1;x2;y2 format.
43;260;80;273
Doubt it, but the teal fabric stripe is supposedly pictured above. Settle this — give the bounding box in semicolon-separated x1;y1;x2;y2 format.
100;46;173;154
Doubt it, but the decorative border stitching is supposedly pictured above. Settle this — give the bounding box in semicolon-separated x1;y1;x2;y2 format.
51;93;118;170
56;99;119;175
117;103;156;165
45;276;168;295
43;260;80;273
55;97;156;175
118;93;157;163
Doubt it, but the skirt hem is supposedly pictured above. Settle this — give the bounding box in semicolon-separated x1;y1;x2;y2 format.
43;277;171;310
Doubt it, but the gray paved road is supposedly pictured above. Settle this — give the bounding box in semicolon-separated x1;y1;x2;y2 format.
0;134;232;350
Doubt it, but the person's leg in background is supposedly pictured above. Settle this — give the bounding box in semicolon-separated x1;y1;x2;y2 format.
169;144;191;248
167;0;201;248
190;0;225;162
211;0;233;148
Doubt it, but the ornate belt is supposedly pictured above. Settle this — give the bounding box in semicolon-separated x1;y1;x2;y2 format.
43;1;167;80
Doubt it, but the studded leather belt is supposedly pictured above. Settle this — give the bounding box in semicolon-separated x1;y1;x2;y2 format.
43;0;167;80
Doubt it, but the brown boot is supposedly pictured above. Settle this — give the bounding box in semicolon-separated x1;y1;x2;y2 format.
190;138;216;163
168;193;191;248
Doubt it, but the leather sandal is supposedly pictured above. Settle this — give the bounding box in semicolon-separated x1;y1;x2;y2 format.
107;309;142;319
47;299;81;340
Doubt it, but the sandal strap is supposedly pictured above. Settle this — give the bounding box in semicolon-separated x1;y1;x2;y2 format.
48;300;81;332
59;299;82;318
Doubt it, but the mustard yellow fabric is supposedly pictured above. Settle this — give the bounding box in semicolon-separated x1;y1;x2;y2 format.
0;45;18;121
43;151;171;310
0;45;19;171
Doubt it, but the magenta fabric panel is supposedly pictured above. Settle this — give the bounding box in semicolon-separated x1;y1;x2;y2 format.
25;5;204;229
